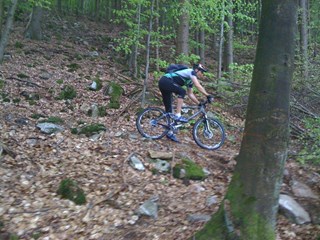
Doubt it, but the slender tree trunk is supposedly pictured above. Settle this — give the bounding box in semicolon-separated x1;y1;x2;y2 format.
199;29;205;63
0;0;19;63
299;0;309;79
176;0;189;58
24;5;43;40
194;0;298;239
217;1;225;80
57;0;62;13
129;3;141;78
142;0;155;107
155;0;160;72
223;5;234;76
0;0;4;37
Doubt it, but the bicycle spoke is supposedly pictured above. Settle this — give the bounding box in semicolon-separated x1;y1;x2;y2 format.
193;118;225;150
136;108;169;139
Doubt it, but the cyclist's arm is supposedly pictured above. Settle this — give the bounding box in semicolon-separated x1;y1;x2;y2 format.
187;88;200;105
191;76;210;97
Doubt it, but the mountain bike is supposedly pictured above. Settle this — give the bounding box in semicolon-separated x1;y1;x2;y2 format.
136;100;225;150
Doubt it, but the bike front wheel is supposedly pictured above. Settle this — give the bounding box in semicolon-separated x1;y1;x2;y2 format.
193;118;225;150
136;107;170;139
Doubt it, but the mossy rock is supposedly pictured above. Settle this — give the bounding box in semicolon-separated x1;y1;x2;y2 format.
104;82;123;109
72;123;106;136
173;158;206;180
89;77;103;91
58;85;77;100
87;105;106;117
57;178;86;205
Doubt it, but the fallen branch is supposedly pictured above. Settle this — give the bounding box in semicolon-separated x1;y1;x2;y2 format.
6;76;47;89
0;142;17;158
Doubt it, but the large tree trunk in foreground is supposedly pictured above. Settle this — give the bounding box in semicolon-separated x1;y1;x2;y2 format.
194;0;298;239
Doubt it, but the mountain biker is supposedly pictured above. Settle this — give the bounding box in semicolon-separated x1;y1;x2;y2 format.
158;63;213;142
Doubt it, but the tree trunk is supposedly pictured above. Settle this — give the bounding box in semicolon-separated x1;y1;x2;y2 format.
217;2;225;80
155;0;160;72
129;3;141;78
199;29;205;63
299;0;309;79
0;0;18;63
194;0;298;239
0;0;4;37
223;5;234;75
57;0;62;13
24;6;43;40
176;0;189;58
142;0;155;107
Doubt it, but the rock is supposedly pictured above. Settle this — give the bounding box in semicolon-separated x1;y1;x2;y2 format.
187;214;211;223
291;180;319;200
279;194;311;224
206;195;218;206
36;122;64;134
129;155;145;171
149;150;173;160
153;159;171;173
136;195;159;219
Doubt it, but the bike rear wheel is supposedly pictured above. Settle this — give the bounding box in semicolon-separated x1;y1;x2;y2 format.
193;118;225;150
136;107;170;139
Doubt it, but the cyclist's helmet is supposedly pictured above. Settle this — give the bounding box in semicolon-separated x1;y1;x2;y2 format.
194;63;208;73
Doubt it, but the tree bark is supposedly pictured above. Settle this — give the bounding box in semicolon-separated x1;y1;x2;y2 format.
223;4;234;75
141;0;155;107
0;0;19;63
299;0;309;79
176;0;189;58
24;5;43;40
199;29;205;63
129;3;141;78
0;0;4;37
194;0;298;239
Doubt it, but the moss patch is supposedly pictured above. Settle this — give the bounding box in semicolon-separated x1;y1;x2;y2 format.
72;123;106;136
58;85;77;100
39;116;64;124
173;158;206;180
57;178;86;205
105;82;123;109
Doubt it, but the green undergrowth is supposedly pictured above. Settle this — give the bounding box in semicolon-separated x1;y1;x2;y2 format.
57;178;86;205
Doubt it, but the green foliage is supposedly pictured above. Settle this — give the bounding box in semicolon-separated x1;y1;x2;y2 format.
0;80;5;89
57;178;86;205
58;85;77;100
66;63;81;72
30;113;46;119
17;73;30;79
56;79;64;84
14;41;24;49
175;53;200;66
297;117;320;165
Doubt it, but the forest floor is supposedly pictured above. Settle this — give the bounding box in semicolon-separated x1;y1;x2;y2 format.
0;16;319;240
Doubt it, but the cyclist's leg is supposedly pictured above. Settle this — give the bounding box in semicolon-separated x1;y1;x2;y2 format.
159;77;173;113
159;79;187;121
